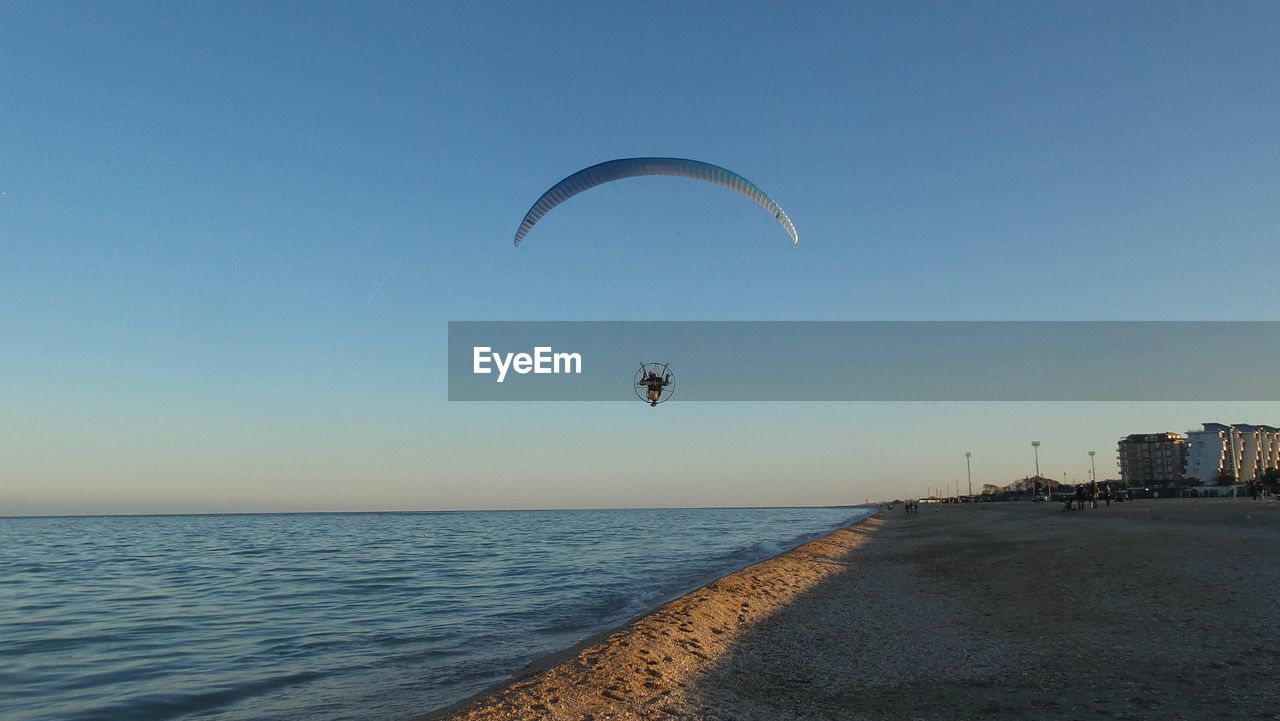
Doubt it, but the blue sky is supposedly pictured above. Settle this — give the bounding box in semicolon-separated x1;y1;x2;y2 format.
2;1;1278;514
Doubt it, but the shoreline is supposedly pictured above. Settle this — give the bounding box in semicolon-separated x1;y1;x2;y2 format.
413;499;1280;720
411;510;884;720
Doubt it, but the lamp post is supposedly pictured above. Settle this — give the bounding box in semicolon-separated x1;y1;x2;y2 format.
965;451;973;501
1032;441;1041;497
1089;450;1097;483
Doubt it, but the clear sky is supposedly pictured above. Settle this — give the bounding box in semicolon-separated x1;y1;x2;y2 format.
3;1;1278;515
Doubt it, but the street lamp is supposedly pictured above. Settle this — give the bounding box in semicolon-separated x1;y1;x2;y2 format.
1089;450;1097;483
1032;441;1041;496
965;451;973;501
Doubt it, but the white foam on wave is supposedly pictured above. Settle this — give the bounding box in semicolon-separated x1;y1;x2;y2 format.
748;539;783;558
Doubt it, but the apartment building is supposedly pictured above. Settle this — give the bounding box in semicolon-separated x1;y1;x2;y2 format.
1117;432;1188;486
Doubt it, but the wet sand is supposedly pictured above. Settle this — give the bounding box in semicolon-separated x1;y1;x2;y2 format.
417;500;1280;720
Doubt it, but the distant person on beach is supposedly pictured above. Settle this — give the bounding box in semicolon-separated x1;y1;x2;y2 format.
1250;482;1260;501
638;370;670;407
1103;484;1112;507
1075;484;1086;510
1090;481;1099;509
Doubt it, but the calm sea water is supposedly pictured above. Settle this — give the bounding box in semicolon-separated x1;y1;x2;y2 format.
0;507;870;721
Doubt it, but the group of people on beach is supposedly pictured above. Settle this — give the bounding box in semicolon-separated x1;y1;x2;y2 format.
1248;480;1267;501
1065;480;1120;510
903;500;920;514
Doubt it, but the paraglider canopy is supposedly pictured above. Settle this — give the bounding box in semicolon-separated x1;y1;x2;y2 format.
514;158;798;247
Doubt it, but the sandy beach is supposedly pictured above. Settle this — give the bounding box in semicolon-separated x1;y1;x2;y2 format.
417;499;1280;721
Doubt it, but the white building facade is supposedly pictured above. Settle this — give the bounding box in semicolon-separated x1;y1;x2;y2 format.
1184;422;1280;483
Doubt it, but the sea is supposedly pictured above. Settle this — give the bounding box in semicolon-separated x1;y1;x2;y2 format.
0;506;871;721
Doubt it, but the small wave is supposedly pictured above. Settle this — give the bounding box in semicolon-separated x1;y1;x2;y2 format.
612;587;663;621
748;539;783;558
61;670;328;721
